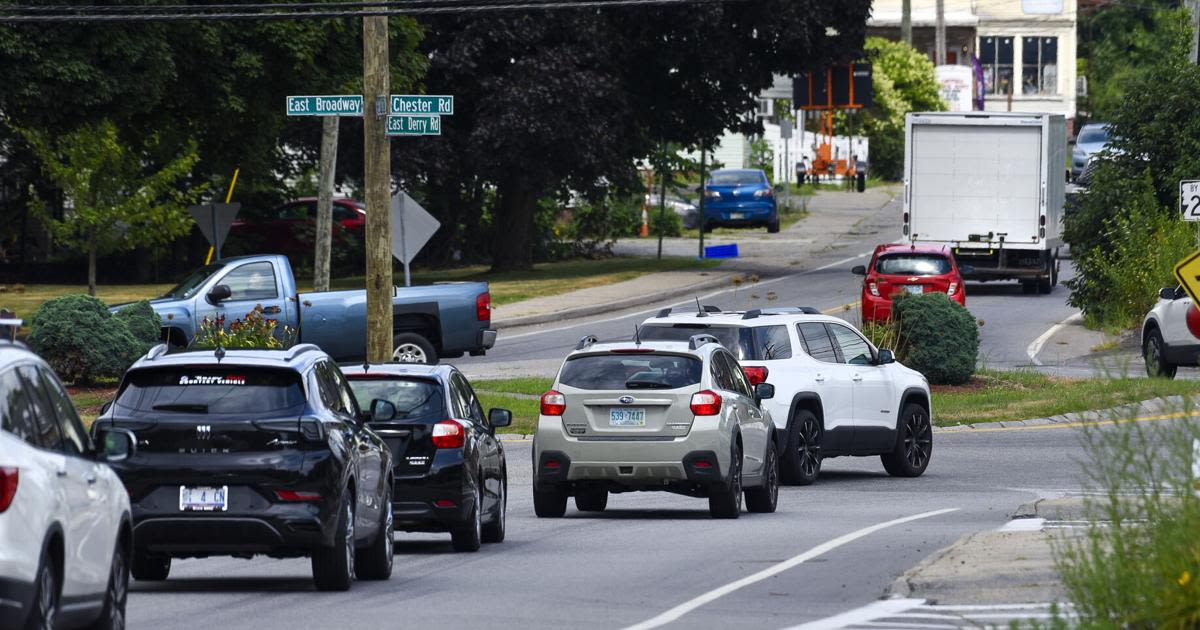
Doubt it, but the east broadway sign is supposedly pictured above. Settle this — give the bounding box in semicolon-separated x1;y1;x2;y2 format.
286;95;363;116
386;115;441;136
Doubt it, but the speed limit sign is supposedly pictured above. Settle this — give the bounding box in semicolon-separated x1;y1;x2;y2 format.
1182;180;1200;221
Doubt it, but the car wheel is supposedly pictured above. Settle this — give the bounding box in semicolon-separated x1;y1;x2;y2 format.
312;494;355;591
533;483;568;518
882;403;933;478
744;444;779;513
708;441;743;519
84;539;128;630
451;483;483;552
1144;329;1178;379
767;217;781;234
25;549;58;630
482;476;506;543
391;333;438;364
1021;280;1038;295
130;551;170;582
574;487;608;512
354;484;393;580
781;411;822;486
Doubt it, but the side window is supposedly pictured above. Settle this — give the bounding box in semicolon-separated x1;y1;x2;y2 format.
17;366;66;452
37;367;89;455
277;202;313;220
721;353;754;398
221;262;279;302
829;324;875;366
753;325;793;360
453;373;486;426
332;205;356;222
314;362;344;413
0;368;37;445
328;366;361;417
797;323;839;363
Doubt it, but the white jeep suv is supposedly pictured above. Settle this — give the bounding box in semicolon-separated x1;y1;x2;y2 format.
639;307;933;485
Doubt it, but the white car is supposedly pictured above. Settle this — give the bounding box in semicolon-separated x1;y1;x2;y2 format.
639;307;933;485
0;339;136;630
1142;286;1200;378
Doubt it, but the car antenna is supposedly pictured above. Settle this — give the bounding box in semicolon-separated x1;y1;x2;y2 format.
214;345;225;363
695;297;708;318
633;324;642;346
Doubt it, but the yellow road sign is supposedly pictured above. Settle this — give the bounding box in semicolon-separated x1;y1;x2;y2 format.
1174;249;1200;303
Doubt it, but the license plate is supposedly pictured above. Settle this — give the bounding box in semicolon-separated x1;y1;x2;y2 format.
730;212;745;220
610;408;646;427
903;285;924;295
179;486;228;512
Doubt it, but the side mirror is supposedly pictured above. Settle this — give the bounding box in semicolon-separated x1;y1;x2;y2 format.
206;284;232;305
369;399;397;422
97;429;136;463
754;383;775;400
851;265;867;276
489;408;513;428
1161;287;1180;301
877;348;896;365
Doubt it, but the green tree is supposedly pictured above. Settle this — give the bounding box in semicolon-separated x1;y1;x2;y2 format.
1080;3;1189;120
21;120;204;295
854;37;945;180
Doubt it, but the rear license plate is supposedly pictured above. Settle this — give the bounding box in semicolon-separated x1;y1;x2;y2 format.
903;285;924;295
179;486;228;512
610;409;646;427
730;212;746;220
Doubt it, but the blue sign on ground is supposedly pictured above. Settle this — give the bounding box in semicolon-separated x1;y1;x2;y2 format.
704;243;739;259
286;95;364;116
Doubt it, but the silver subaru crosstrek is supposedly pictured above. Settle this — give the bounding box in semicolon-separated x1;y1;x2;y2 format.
532;334;779;519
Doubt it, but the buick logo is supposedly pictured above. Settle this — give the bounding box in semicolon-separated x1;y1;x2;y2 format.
618;396;635;405
196;425;212;439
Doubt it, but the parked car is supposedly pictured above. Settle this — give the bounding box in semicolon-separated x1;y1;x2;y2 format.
853;244;967;323
1142;286;1200;379
639;306;933;485
701;169;780;233
114;254;496;364
1071;122;1110;181
533;335;779;519
645;194;700;229
92;344;394;591
342;363;510;552
228;198;366;264
0;334;135;630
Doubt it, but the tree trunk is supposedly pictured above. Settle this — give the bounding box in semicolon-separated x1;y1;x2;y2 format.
490;178;537;272
87;243;97;297
314;116;339;293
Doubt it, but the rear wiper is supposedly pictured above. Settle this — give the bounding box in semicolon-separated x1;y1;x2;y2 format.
151;403;209;413
625;380;671;390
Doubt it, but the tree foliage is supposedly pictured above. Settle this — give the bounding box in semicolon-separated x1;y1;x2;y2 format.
29;295;159;385
1080;3;1189;121
855;37;945;180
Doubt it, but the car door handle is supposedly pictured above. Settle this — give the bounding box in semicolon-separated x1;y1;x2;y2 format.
852;374;864;382
814;374;825;383
85;474;97;485
262;306;281;314
56;469;68;478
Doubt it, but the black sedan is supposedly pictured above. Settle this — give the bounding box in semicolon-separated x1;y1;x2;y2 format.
342;363;510;552
93;345;394;591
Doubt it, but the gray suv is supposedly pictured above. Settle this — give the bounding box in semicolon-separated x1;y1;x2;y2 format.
532;335;779;519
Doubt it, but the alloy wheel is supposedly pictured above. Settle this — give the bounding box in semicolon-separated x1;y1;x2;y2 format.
1146;337;1162;375
109;545;128;630
344;502;355;580
383;495;394;566
35;561;56;630
731;447;743;512
797;416;821;478
473;486;483;542
392;343;427;363
904;410;932;470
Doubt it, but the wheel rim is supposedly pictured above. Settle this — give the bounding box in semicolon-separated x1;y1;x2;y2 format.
473;486;483;541
797;417;821;478
344;502;355;580
110;546;128;630
392;343;427;363
497;483;506;531
36;562;55;630
766;450;778;507
732;447;743;511
383;491;394;570
904;410;932;469
1146;337;1163;375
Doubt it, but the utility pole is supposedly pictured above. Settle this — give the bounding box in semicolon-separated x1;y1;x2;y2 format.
656;145;668;260
1188;0;1200;64
901;0;912;45
697;145;707;259
935;0;946;66
314;116;339;292
363;15;393;363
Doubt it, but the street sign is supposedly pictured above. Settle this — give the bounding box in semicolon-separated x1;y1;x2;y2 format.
780;118;792;139
390;191;441;286
1174;249;1200;303
386;115;441;136
1181;180;1200;221
188;203;241;261
389;95;454;116
286;95;363;117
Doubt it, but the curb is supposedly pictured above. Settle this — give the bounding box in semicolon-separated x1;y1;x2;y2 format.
883;533;966;600
934;394;1197;433
490;272;739;330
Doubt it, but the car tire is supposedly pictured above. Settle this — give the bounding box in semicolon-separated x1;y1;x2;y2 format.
708;441;743;519
1021;280;1038;295
744;445;779;514
451;484;483;552
767;217;781;234
130;551;170;582
391;332;438;365
1144;328;1178;379
25;549;58;630
482;477;506;543
85;539;128;630
881;403;933;478
574;488;608;512
354;484;393;580
781;411;822;486
311;494;355;591
533;484;568;518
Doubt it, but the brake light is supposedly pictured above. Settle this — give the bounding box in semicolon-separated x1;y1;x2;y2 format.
704;189;721;199
948;282;958;296
754;188;774;198
0;467;16;513
868;282;880;297
611;348;656;354
742;366;768;386
434;500;456;508
476;292;491;321
432;420;465;449
276;490;321;502
690;390;722;416
693;460;713;469
541;390;566;416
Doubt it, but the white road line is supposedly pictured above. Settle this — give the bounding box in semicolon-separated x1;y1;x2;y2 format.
930;603;1071;612
621;508;959;630
996;518;1045;532
1025;312;1083;366
776;600;926;630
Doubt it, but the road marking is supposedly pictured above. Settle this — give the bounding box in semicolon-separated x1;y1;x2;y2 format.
1025;312;1083;366
958;409;1196;433
620;508;958;630
822;300;860;315
779;600;927;630
997;518;1045;532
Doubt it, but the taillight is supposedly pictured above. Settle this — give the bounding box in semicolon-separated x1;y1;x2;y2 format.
541;390;566;416
476;292;491;321
948;282;958;296
276;490;321;502
868;282;880;297
432;420;465;449
742;366;768;386
704;189;720;199
0;467;16;513
754;188;774;198
690;390;722;416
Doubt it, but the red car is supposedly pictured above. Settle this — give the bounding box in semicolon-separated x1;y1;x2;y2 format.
853;243;967;323
228;197;366;262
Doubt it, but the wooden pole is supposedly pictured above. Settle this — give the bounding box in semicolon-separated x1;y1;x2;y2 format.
697;146;706;258
901;0;912;45
363;15;393;363
935;0;946;66
314;116;339;293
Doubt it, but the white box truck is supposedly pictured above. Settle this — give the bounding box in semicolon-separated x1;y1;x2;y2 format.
902;112;1066;294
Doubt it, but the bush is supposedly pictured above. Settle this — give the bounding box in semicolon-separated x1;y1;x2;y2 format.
28;294;147;384
113;300;162;349
649;205;684;237
891;292;979;385
564;197;642;257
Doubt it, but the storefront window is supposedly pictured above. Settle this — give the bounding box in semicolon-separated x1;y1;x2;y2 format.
978;36;1014;96
1022;36;1058;95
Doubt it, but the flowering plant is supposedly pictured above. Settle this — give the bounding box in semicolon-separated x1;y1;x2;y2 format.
193;304;295;349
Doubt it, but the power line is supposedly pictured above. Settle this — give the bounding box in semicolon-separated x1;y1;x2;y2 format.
0;0;579;13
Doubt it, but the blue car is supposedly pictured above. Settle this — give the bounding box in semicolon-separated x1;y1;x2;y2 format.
702;169;779;233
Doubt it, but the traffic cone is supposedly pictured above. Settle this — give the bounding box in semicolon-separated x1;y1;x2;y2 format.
639;208;649;237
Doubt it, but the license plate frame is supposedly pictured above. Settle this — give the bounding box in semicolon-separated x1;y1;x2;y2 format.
179;485;229;512
609;408;646;427
903;285;924;295
730;212;746;220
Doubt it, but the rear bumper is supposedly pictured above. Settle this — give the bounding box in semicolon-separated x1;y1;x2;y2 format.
954;248;1053;280
1164;342;1200;366
0;578;33;630
704;202;777;226
479;328;497;349
862;290;965;322
389;452;475;533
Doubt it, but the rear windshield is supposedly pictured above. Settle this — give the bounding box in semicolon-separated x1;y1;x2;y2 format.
709;171;764;185
346;377;445;421
1077;126;1108;144
559;354;702;390
114;368;306;416
875;254;952;276
638;324;793;361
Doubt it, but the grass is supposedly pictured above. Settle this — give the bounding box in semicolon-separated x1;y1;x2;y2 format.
68;386;119;429
0;284;173;320
476;377;553;434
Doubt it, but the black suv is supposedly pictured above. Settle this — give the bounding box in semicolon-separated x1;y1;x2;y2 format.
92;344;394;591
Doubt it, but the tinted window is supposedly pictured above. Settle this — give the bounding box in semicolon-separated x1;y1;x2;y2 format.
709;352;736;393
38;368;90;455
160;264;222;300
718;352;752;397
875;254;952;276
114;368;306;416
315;362;346;413
347;377;445;421
1077;125;1108;144
327;366;361;417
752;325;792;360
0;369;38;445
829;324;874;366
709;170;765;185
559;354;703;390
453;373;486;424
19;366;67;452
797;323;838;363
277;202;314;220
221;262;278;301
639;324;755;360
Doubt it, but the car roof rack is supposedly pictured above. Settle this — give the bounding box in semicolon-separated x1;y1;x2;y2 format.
0;317;23;344
688;333;721;350
575;334;599;350
742;307;821;319
655;305;722;318
145;343;170;360
285;343;322;361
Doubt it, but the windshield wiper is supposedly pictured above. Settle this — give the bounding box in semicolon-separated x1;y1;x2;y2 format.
151;403;209;413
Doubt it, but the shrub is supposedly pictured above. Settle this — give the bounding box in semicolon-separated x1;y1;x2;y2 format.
113;300;162;351
891;292;979;385
649;206;684;237
564;197;642;257
28;294;145;384
192;304;294;350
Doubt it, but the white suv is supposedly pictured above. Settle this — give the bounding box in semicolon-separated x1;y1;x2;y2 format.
1142;286;1200;378
639;307;933;485
0;339;136;630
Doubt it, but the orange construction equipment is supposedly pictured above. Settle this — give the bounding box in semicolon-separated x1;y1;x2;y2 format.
795;64;871;182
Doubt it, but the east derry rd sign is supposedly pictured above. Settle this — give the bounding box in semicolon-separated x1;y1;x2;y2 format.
386;115;441;136
286;95;364;116
389;95;454;116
